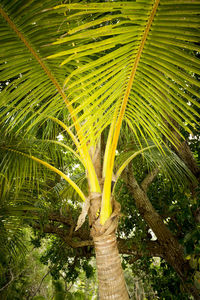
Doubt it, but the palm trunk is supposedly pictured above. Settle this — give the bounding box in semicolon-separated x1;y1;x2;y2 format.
89;193;129;300
94;233;129;300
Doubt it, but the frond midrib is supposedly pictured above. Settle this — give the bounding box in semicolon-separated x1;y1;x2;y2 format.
101;0;160;224
0;6;71;109
0;4;101;193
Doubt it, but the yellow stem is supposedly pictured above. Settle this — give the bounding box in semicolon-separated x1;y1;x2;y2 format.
5;147;86;202
0;6;100;193
101;0;160;224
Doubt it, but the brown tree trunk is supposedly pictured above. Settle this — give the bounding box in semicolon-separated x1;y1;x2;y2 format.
167;117;200;182
89;193;129;300
126;166;200;299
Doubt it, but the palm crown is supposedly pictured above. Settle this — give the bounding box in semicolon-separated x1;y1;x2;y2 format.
0;0;199;225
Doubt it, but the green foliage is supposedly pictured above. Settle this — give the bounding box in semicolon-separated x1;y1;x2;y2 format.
65;291;86;300
149;260;189;300
53;280;66;300
0;229;53;300
39;237;94;283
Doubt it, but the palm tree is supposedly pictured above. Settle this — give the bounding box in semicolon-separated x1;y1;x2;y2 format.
0;0;200;299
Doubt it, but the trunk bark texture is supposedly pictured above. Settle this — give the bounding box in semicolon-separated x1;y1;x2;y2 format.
167;117;200;182
94;234;129;300
89;193;129;300
126;166;200;299
175;140;200;181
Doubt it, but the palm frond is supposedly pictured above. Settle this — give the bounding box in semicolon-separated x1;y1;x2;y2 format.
50;1;200;147
0;0;70;133
61;172;88;201
116;141;196;188
0;1;102;195
48;1;200;223
0;130;86;201
0;217;27;267
115;145;156;181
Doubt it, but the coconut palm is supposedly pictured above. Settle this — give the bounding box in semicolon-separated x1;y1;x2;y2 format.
0;0;200;299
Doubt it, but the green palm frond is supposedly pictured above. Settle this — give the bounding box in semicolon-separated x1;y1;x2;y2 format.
115;144;156;181
0;217;27;266
47;0;200;223
116;141;196;188
1;0;199;145
0;135;53;196
61;172;88;201
0;0;72;133
49;0;200;148
0;129;86;201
